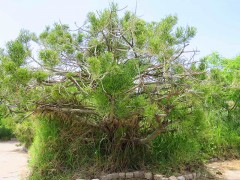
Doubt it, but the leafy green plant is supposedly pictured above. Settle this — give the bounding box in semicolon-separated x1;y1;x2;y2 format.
0;125;13;140
14;120;34;148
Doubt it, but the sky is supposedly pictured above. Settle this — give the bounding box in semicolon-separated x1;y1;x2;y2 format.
0;0;240;59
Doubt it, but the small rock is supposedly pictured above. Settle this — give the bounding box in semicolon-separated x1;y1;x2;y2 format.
196;172;201;178
126;172;134;179
189;174;193;179
183;175;188;180
104;174;112;180
154;174;163;180
145;172;153;179
177;176;185;180
111;173;119;179
169;176;177;180
92;179;99;180
184;174;193;180
118;172;125;178
192;173;197;179
133;171;144;178
99;175;108;180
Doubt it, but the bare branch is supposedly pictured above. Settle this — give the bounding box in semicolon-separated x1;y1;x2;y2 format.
39;106;96;115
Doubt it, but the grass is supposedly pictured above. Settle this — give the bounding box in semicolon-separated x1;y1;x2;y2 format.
29;115;103;179
27;107;240;179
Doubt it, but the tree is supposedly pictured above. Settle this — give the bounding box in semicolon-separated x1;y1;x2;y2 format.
203;53;240;120
0;4;199;170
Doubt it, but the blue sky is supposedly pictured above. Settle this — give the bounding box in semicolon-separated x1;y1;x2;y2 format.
0;0;240;59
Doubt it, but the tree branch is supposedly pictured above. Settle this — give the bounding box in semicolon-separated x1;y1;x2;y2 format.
38;106;96;115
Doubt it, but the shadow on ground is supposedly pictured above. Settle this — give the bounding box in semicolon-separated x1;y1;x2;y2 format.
0;140;28;180
206;160;240;180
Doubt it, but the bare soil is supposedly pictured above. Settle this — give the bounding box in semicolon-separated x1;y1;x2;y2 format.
0;140;28;180
207;160;240;180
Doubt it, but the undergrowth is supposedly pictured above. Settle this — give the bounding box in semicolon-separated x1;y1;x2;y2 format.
29;114;154;179
0;125;13;140
152;108;240;175
28;105;240;179
0;117;14;140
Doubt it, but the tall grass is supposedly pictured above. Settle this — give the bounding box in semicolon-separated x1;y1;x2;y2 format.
151;108;240;174
28;107;240;179
29;115;104;179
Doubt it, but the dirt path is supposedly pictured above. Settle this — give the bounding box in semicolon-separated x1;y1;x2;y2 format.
207;160;240;180
0;141;28;180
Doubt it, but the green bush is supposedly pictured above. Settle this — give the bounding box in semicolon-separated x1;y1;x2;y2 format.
152;108;206;173
0;116;34;147
29;115;153;179
0;117;14;140
0;125;13;140
14;120;34;148
151;108;240;174
29;116;103;180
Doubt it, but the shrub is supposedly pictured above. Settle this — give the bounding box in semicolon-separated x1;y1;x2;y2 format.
0;125;13;140
14;120;34;148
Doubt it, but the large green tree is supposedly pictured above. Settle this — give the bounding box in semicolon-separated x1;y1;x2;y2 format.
0;4;200;170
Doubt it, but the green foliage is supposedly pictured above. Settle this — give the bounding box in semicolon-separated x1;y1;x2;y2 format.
0;115;34;146
39;49;60;67
0;124;13;140
30;117;61;180
0;113;14;140
29;116;103;179
152;106;240;173
100;60;137;94
6;40;27;66
33;70;48;82
15;120;34;148
3;60;17;73
0;3;240;179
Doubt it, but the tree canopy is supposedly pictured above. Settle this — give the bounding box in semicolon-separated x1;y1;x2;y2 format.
0;4;199;145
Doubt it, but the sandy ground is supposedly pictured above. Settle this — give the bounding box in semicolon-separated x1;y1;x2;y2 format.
0;141;28;180
207;160;240;180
